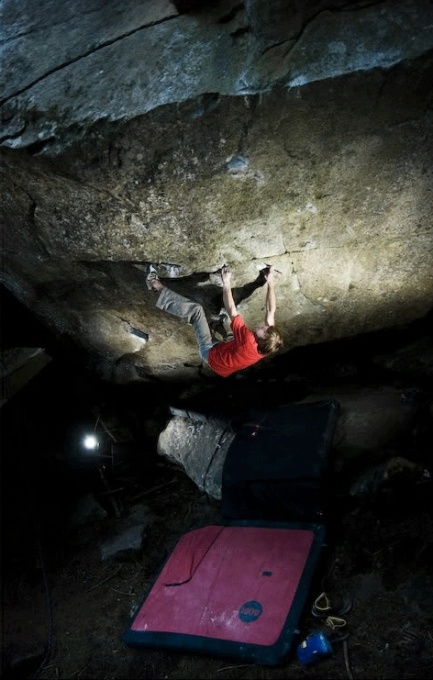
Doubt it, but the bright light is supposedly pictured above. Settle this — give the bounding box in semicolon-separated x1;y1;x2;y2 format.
83;434;99;450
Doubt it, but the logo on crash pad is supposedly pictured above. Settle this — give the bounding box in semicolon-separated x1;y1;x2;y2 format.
239;600;263;622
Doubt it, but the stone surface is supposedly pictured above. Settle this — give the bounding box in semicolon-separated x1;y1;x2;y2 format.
157;410;235;499
1;1;432;383
2;0;432;153
100;503;157;561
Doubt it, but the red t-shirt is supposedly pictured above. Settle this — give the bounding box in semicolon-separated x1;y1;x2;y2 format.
208;315;264;378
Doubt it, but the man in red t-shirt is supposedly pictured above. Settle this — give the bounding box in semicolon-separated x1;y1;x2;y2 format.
146;264;283;378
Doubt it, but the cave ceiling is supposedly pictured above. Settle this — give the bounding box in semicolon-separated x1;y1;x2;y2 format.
1;0;433;384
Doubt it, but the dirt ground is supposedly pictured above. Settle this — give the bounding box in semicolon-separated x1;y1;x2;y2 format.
2;353;433;680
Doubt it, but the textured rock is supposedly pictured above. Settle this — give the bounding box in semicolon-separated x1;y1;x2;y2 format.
157;409;235;499
2;0;432;153
1;1;432;383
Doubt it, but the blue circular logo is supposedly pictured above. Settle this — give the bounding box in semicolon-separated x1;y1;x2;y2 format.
238;600;263;622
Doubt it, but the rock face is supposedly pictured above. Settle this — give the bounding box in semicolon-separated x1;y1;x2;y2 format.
2;0;432;153
1;0;433;383
157;408;235;499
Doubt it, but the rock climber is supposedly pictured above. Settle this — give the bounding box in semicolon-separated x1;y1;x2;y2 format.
146;264;283;378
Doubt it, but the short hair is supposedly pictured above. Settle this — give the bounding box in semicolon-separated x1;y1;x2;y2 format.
256;326;283;355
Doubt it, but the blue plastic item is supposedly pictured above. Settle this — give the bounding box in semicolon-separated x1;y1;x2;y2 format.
297;631;333;664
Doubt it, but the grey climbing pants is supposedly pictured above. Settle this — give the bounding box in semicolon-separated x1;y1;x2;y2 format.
156;286;215;363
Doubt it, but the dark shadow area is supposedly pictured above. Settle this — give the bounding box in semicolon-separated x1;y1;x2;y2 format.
214;268;268;311
172;0;223;14
0;284;54;350
1;286;433;680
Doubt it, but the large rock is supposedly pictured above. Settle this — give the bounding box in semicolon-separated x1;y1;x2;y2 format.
157;408;236;499
1;1;432;383
2;0;432;153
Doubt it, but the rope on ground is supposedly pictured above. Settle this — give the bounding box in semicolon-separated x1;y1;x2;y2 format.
343;639;354;679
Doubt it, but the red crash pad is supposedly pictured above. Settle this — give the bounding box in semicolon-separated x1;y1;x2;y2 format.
123;521;326;665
